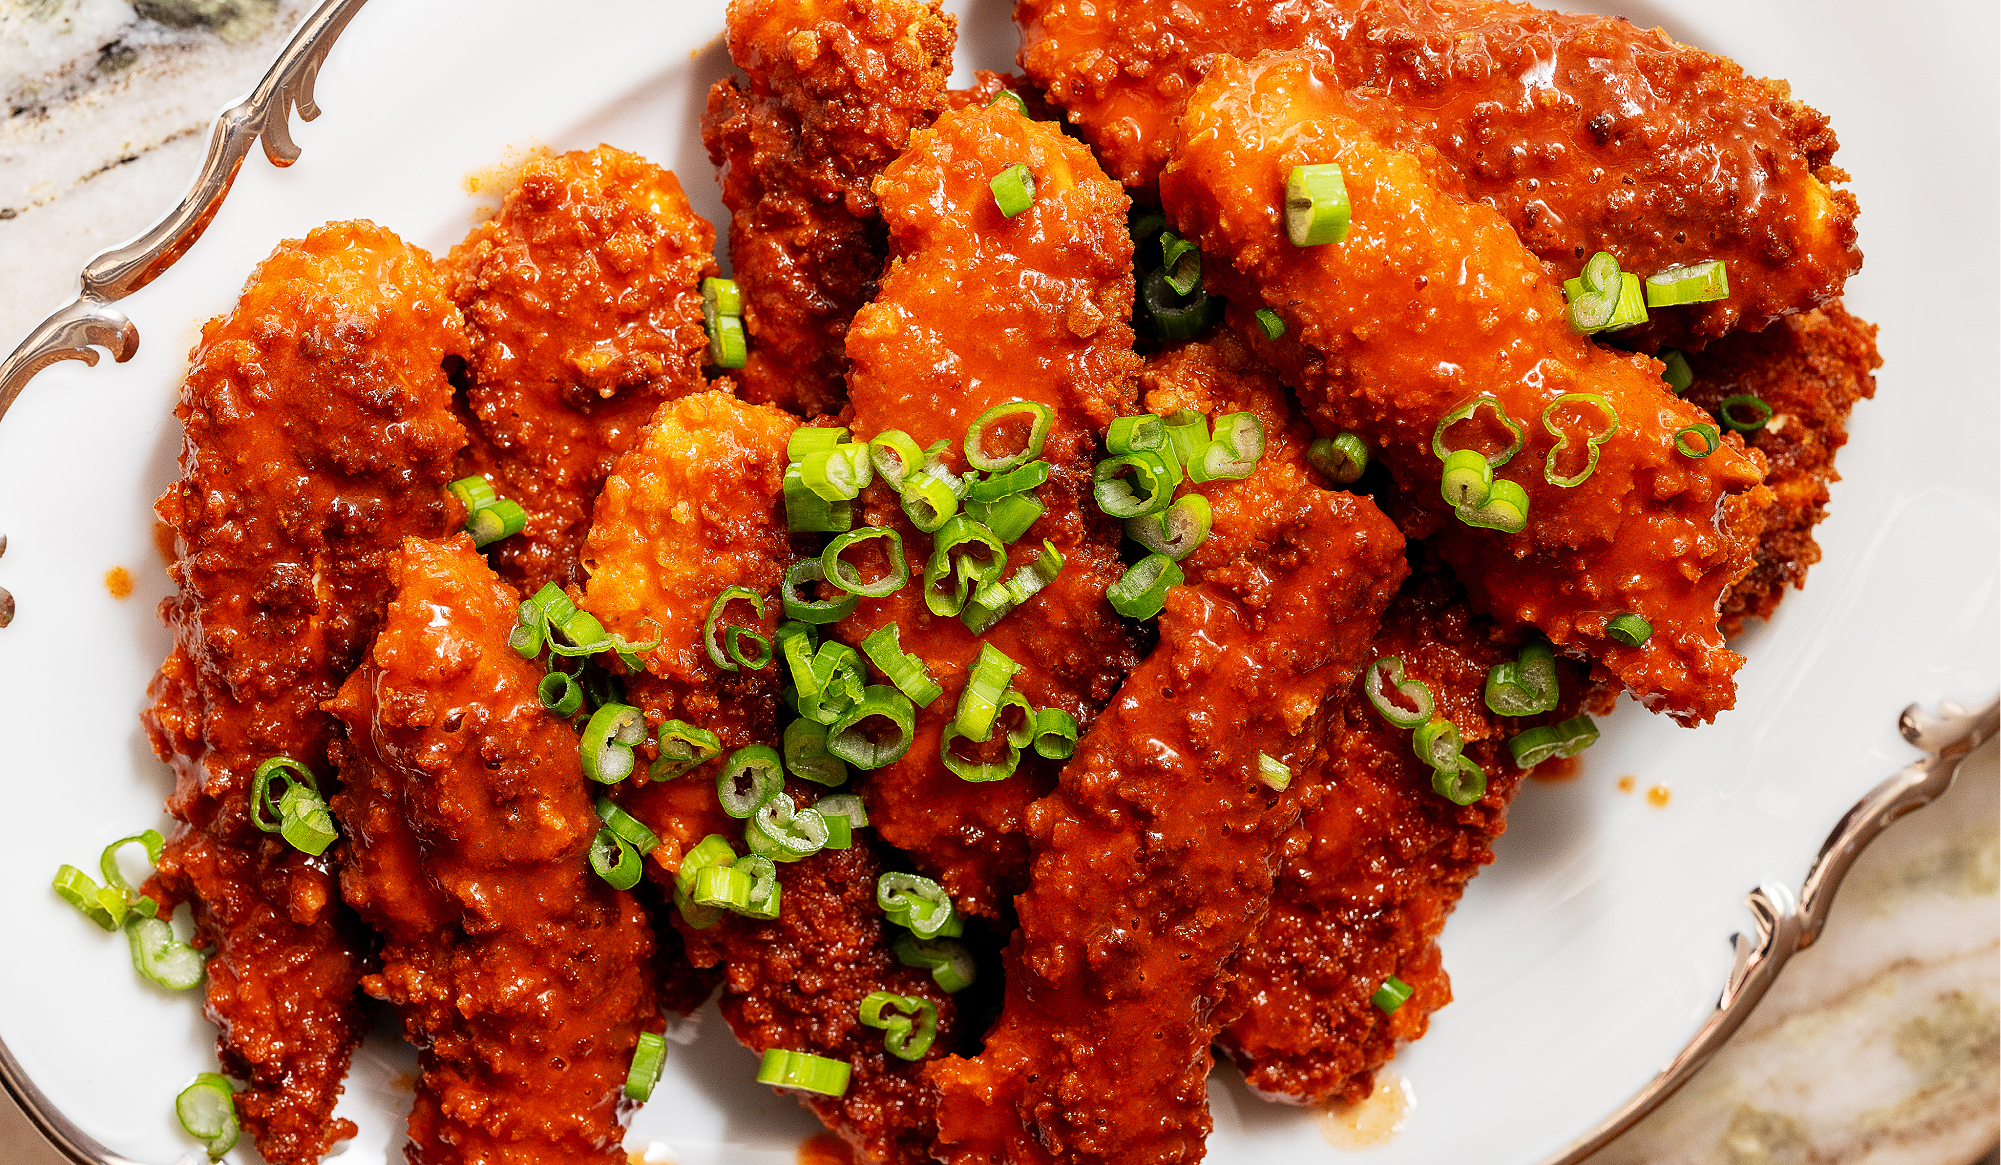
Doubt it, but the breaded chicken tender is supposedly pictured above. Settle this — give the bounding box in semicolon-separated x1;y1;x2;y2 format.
1161;53;1771;724
142;221;470;1165
1016;0;1859;344
447;146;717;593
704;0;957;418
328;536;658;1164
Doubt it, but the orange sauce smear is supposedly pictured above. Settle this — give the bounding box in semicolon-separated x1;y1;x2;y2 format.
799;1132;855;1165
104;567;133;599
1647;784;1672;807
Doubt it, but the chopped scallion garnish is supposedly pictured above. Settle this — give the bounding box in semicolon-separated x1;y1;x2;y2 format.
878;871;963;939
624;1031;668;1102
1718;393;1773;433
783;718;850;787
1255;753;1292;792
1606;612;1653;646
1507;714;1600;768
1032;707;1079;760
756;1049;852;1097
1125;493;1210;561
716;745;785;819
1254;307;1285;340
580;703;646;784
893;933;976;993
1659;348;1694;394
1284;163;1351;247
1439;449;1494;508
859;991;939;1060
1371;976;1413;1015
1106;553;1182;619
1187;411;1264;483
596;797;661;855
1455;478;1529;533
537;669;584;717
175;1072;240;1160
859;623;943;708
1308;432;1369;484
1092;450;1181;518
589;827;644;890
1541;393;1619;488
1644;260;1729;307
1483;640;1559;717
654;719;722;781
827;685;917;770
746;793;830;863
965;401;1054;473
1432;396;1524;468
707;312;747;369
1674;423;1721;458
814;793;868;849
990;163;1036;219
1363;657;1433;730
782;558;860;625
1432;756;1488;806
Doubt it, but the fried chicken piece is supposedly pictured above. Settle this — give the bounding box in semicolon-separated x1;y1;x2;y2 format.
929;340;1408;1165
945;70;1060;119
1160;53;1771;724
1216;561;1610;1105
140;221;470;1165
836;101;1142;918
327;536;657;1165
703;0;956;418
446;146;717;594
1684;302;1881;633
1017;0;1859;345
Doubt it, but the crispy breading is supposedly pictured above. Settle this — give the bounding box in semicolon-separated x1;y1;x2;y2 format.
1016;0;1859;345
141;221;470;1165
1160;53;1772;724
835;102;1142;918
929;339;1407;1164
328;536;658;1164
703;0;957;418
1685;302;1881;633
446;146;717;593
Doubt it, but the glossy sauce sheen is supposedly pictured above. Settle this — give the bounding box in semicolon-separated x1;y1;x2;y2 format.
327;536;657;1164
1161;54;1771;724
704;0;957;418
1016;0;1859;343
928;343;1408;1165
1217;562;1607;1104
838;103;1141;918
141;221;469;1165
447;146;717;593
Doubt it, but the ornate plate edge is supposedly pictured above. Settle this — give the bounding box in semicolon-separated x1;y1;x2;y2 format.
0;4;1993;1162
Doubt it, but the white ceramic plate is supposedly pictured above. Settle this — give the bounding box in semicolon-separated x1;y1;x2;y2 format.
0;0;1993;1162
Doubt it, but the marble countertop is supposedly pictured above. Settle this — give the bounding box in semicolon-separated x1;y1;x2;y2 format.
0;4;1994;1164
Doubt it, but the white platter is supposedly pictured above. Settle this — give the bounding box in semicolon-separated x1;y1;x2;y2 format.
0;0;1993;1162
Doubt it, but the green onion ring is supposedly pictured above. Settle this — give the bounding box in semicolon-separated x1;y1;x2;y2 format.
877;871;963;939
1717;393;1773;433
580;703;646;784
1106;553;1184;620
1431;396;1525;468
1432;756;1488;806
827;685;918;770
1541;393;1620;488
1674;423;1721;458
965;401;1055;473
653;719;722;781
1032;707;1079;760
1308;432;1369;484
716;745;786;819
1506;714;1600;768
589;828;643;890
1188;411;1264;483
175;1072;239;1159
858;991;940;1060
756;1049;852;1097
822;526;909;598
1125;493;1211;561
1363;657;1434;730
624;1031;669;1102
595;796;661;855
893;933;977;993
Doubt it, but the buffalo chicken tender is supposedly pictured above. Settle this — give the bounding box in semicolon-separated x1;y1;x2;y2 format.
703;0;957;418
1016;0;1859;344
836;101;1142;917
141;221;470;1165
328;536;658;1164
1160;53;1772;725
929;341;1408;1165
447;146;718;593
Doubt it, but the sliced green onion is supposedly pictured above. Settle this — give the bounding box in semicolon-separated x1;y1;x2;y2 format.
1130;209;1167;242
1032;707;1079;760
747;793;830;864
878;872;963;939
1718;394;1773;433
1541;393;1620;488
653;719;722;780
1507;714;1600;768
966;493;1044;544
1308;432;1369;484
827;685;917;770
965;401;1055;473
538;670;584;717
704;587;769;672
1439;448;1493;508
128;916;205;990
1159;230;1202;297
673;834;737;929
581;703;646;784
1674;423;1721;458
1163;409;1210;467
782;558;859;625
1363;657;1434;729
1188;412;1263;483
707;312;747;369
961;540;1065;635
783;718;850;787
1254;307;1285;340
1107;415;1167;457
1412;717;1464;772
1107;553;1183;619
52;865;120;930
996;690;1038;751
1285;163;1351;247
1455;478;1529;533
991;163;1036;218
923;516;1006;618
448;474;497;513
590;828;644;890
1563;251;1622;333
1371;976;1413;1015
1659;349;1694;394
788;426;848;461
99;830;164;903
175;1072;239;1159
989;88;1029;116
277;784;339;857
1140;268;1223;340
858;991;939;1060
859;623;943;708
1256;753;1292;792
798;444;873;502
464;498;526;548
940;724;1022;783
794;641;865;727
692;863;754;911
968;459;1051;502
1125;493;1210;561
869;430;925;486
717;745;785;818
784;463;854;533
815;793;868;850
756;1049;851;1097
508;597;550;658
736;854;781;919
821;527;908;598
1432;756;1488;806
702;276;742;317
1432;396;1525;468
1644;260;1730;307
625;1030;668;1102
1484;640;1559;717
1607;272;1649;330
596;797;661;855
893;933;976;993
1606;612;1653;646
899;471;961;533
954;643;1020;743
1093;449;1181;518
250;757;318;834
